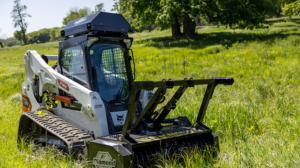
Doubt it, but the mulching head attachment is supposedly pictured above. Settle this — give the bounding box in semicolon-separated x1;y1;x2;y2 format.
88;78;233;167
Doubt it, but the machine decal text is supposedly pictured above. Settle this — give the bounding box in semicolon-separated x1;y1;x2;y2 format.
95;104;102;108
58;79;69;91
93;151;116;168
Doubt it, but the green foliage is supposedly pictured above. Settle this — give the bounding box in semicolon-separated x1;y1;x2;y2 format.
4;37;21;47
26;27;62;44
121;0;203;35
156;0;200;27
62;7;91;26
11;0;31;45
13;30;22;42
3;27;62;47
62;3;105;26
218;0;271;29
111;0;120;12
120;0;279;35
283;0;300;16
262;0;297;17
94;3;105;13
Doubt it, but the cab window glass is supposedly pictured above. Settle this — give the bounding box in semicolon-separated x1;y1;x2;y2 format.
101;48;127;85
90;44;130;105
60;46;88;88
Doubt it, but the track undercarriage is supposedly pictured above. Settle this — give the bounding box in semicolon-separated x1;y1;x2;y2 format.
18;111;93;155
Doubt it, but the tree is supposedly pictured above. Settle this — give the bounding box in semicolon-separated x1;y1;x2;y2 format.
119;0;217;36
0;29;7;47
94;3;105;13
200;0;219;23
262;0;297;17
154;0;183;36
119;0;276;35
11;0;31;45
122;0;201;36
217;0;272;29
125;0;160;33
13;30;22;42
26;27;62;44
62;4;105;26
111;0;121;12
282;0;300;16
62;7;92;25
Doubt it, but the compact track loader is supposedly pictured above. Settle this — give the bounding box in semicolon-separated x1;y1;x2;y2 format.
18;12;234;167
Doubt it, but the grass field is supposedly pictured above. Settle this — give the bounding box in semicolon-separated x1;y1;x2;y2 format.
1;22;300;167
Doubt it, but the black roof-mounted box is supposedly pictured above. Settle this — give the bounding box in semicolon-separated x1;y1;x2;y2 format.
61;12;131;37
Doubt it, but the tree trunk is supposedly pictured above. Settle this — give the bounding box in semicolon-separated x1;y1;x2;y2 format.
183;14;196;36
196;14;201;26
171;12;181;36
0;42;3;48
276;8;282;18
22;31;27;45
148;25;151;32
205;10;215;22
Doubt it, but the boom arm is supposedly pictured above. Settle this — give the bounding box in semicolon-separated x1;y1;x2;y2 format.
23;50;109;137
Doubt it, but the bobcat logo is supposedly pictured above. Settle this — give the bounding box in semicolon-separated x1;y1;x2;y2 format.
116;114;124;121
92;95;98;100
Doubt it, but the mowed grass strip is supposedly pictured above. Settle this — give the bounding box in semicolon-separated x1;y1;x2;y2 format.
0;23;300;167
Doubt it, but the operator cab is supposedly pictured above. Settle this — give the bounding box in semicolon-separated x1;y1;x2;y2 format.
89;41;132;111
57;12;135;116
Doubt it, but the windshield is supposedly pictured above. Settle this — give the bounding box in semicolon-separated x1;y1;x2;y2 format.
60;46;89;88
90;43;130;106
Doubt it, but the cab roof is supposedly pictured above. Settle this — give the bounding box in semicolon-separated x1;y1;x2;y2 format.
61;12;131;37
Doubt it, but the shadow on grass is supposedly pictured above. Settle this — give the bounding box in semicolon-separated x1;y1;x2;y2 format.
136;31;300;50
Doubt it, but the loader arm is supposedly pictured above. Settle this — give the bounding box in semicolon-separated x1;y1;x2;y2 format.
23;50;109;137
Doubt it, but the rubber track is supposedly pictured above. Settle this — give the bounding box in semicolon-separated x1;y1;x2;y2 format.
23;111;93;149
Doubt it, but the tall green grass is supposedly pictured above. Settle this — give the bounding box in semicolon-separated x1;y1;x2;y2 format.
1;23;300;167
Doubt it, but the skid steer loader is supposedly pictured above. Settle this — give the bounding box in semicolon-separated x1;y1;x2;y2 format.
18;12;234;167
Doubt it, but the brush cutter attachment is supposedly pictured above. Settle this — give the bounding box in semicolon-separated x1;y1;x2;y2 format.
88;77;233;167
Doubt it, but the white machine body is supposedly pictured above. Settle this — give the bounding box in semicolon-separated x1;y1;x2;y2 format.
22;50;152;138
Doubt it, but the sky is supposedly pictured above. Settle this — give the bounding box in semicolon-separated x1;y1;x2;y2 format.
0;0;116;38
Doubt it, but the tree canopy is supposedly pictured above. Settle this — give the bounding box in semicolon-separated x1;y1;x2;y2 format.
94;3;105;13
282;0;300;16
218;0;272;29
117;0;283;36
62;3;105;25
13;30;22;42
26;27;62;44
122;0;201;36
